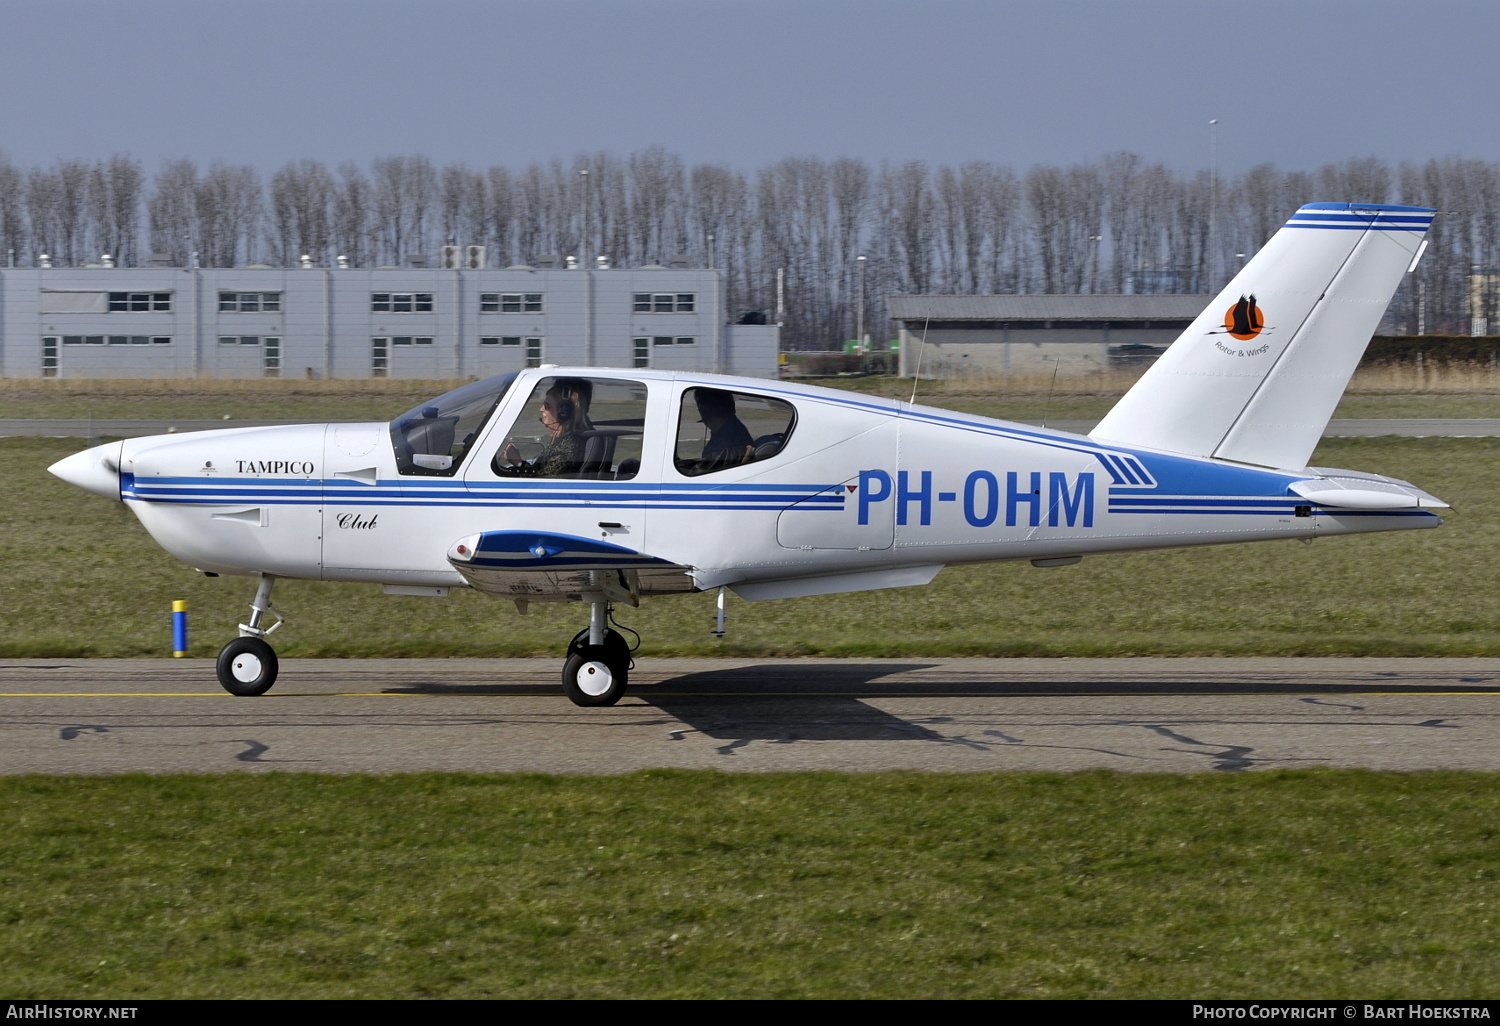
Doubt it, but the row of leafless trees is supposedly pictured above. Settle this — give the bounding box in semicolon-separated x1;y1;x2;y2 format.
3;149;1496;345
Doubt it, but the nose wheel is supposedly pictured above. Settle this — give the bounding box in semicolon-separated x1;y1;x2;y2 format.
216;636;278;696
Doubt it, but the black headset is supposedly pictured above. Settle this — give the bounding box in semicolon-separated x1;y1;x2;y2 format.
554;396;575;423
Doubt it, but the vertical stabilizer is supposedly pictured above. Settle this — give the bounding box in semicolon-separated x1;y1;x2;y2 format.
1090;203;1434;468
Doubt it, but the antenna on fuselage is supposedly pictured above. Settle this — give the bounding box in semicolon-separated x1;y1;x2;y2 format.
908;317;930;406
1040;356;1061;429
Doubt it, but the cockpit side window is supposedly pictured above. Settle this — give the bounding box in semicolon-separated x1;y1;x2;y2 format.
490;376;647;480
674;388;797;477
390;372;516;477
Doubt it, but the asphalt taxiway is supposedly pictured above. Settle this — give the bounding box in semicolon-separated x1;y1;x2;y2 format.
2;657;1498;775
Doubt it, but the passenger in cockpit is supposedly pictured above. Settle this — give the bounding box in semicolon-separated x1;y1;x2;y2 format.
695;388;754;467
496;378;594;476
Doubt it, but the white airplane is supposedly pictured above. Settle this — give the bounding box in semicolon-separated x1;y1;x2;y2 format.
51;202;1444;706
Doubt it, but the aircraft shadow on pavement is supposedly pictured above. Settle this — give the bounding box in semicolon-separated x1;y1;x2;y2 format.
637;663;1500;698
639;663;953;744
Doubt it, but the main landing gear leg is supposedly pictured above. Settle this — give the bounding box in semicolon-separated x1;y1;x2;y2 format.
215;575;282;697
562;598;630;707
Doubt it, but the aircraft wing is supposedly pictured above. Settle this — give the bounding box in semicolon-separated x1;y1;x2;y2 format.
446;531;696;604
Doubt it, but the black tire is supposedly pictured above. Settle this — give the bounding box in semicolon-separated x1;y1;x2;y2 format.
216;636;278;696
568;627;630;665
562;644;628;707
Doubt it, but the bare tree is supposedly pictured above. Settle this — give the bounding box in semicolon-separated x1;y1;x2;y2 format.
1318;157;1391;205
0;152;27;266
84;155;143;266
483;165;515;267
196;163;259;268
267;159;335;266
371;155;438;265
148;159;199;266
27;167;62;265
882;161;934;295
333;162;372;267
439;163;489;257
628;147;686;264
41;161;92;266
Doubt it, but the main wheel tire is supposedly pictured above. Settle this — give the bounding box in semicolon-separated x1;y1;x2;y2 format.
216;636;278;696
562;644;628;707
568;627;631;665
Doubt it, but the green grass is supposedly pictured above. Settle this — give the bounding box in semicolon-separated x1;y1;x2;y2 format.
5;435;1499;658
1;771;1497;998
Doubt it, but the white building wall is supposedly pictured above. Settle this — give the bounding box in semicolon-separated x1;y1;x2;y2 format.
0;265;778;380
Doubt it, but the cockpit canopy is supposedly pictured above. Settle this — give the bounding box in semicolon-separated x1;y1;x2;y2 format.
390;372;517;476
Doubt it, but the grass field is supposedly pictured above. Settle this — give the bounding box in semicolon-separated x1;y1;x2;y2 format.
3;434;1497;658
1;770;1496;999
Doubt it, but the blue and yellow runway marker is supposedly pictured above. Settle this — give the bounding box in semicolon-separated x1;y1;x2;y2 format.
172;600;188;658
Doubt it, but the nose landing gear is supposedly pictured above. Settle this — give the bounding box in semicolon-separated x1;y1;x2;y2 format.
215;576;283;697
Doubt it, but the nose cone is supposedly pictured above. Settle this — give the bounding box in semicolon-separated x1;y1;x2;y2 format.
49;441;124;501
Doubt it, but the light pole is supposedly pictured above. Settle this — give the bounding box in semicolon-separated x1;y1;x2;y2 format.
578;168;590;267
856;255;867;350
1209;119;1219;292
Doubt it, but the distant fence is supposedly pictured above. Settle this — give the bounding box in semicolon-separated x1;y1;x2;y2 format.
789;337;1500;379
1362;336;1500;366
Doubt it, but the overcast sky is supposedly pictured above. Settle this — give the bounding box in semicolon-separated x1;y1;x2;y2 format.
3;0;1496;176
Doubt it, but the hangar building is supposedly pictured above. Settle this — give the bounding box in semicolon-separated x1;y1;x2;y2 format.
0;263;778;380
888;295;1212;377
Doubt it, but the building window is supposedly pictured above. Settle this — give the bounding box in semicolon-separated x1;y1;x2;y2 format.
480;336;526;347
219;336;267;346
390;336;433;346
372;338;388;378
634;293;695;313
41;337;58;377
652;336;674;346
480;293;542;313
633;337;649;367
67;335;169;345
525;338;542;367
108;292;171;312
371;292;433;313
675;336;696;346
219;291;282;312
264;337;281;378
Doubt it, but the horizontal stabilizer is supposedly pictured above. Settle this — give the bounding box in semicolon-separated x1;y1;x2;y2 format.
1290;469;1448;510
1092;203;1434;469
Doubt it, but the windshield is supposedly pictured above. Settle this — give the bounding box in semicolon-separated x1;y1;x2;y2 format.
390;372;517;476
